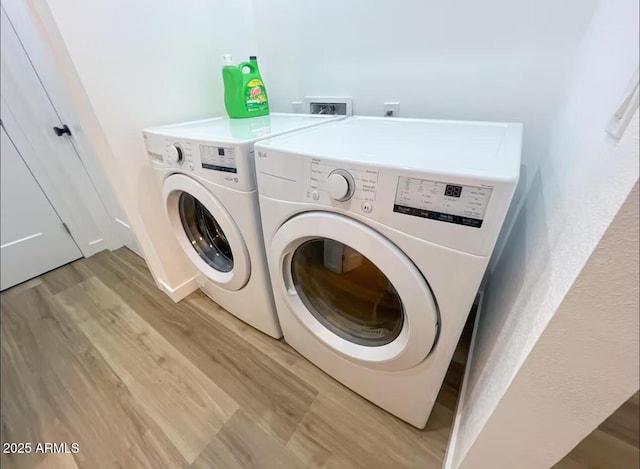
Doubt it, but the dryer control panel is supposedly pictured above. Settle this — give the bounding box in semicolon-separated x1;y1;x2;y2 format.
393;177;493;228
305;158;379;210
254;117;520;257
255;146;515;256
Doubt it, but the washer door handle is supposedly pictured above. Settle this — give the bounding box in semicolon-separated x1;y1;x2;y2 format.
282;253;297;296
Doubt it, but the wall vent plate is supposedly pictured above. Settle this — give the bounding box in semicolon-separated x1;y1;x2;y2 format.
305;96;352;116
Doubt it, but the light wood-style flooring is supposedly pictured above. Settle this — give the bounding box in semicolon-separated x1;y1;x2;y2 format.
1;248;637;468
0;248;467;469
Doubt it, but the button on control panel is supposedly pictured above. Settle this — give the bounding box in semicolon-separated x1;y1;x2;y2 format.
308;158;378;203
361;201;373;213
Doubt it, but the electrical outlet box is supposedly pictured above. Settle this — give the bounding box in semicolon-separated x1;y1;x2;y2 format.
305;96;352;115
384;102;400;117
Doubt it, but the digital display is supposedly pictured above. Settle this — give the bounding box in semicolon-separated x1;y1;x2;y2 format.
393;177;493;229
200;144;237;173
445;184;463;198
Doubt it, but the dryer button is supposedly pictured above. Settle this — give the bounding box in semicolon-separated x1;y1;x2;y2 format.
361;202;373;213
311;190;320;200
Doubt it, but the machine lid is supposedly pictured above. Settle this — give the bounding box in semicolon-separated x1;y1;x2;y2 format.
162;174;250;290
255;116;521;180
271;212;440;371
143;113;343;145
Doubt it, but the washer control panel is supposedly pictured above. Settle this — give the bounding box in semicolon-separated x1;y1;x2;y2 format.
157;138;241;176
144;130;252;190
306;159;379;209
163;140;196;170
394;177;493;228
199;144;237;173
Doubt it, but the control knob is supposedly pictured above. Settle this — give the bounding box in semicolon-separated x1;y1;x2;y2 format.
169;144;184;164
327;170;355;202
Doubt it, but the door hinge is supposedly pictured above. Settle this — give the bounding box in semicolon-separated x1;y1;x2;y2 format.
62;222;72;236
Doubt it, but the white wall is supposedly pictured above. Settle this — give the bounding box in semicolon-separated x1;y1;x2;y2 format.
26;0;255;296
448;0;640;465
254;0;595;170
456;181;639;468
455;180;639;469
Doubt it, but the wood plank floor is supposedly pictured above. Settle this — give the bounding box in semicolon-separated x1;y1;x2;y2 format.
1;248;637;468
0;248;467;469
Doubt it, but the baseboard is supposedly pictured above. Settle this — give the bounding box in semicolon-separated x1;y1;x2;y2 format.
157;276;199;302
443;289;485;469
125;241;144;259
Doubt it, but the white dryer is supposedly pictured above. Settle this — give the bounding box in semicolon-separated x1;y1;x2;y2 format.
143;113;343;338
255;116;521;427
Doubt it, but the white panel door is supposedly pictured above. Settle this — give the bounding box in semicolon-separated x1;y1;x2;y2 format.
1;127;82;290
0;7;117;256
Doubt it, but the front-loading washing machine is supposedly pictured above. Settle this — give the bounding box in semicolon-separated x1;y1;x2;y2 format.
143;113;343;338
254;116;521;426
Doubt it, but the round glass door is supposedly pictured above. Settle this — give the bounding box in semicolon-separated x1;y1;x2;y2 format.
178;192;233;272
271;211;439;371
291;238;403;346
162;173;250;291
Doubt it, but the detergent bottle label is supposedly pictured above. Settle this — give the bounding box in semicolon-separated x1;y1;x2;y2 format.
245;79;268;112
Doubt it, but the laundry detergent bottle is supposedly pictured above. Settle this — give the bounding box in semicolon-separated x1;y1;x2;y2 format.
222;54;269;118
